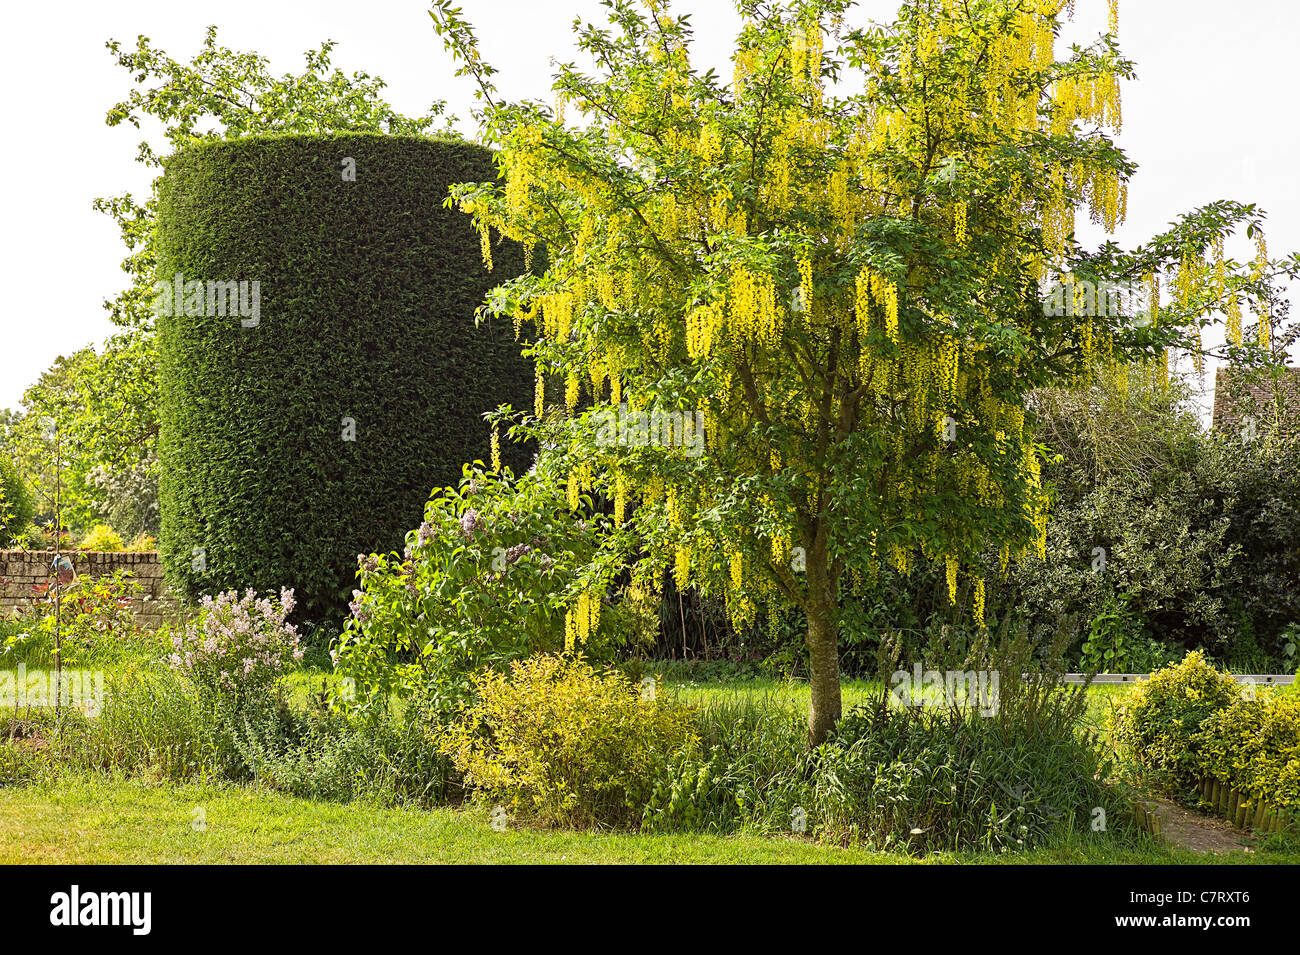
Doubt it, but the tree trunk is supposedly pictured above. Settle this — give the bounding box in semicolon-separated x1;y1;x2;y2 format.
805;532;841;747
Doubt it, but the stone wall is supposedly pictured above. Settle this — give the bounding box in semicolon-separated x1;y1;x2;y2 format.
0;550;182;630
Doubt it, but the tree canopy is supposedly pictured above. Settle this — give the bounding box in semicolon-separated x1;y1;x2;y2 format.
431;0;1298;743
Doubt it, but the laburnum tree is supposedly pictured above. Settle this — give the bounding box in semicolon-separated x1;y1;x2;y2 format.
431;0;1297;744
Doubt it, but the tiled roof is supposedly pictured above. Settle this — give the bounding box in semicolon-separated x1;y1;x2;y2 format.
1211;366;1300;432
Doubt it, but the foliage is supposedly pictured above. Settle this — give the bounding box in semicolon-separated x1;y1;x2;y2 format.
1208;428;1300;653
641;693;808;834
0;456;34;546
2;353;104;534
80;524;125;552
155;132;534;621
1079;593;1144;672
125;532;157;553
89;454;159;541
334;464;625;720
229;696;452;806
437;653;699;829
14;525;47;552
987;377;1300;667
1108;650;1242;789
1282;624;1300;675
1193;692;1300;816
167;588;303;707
56;664;216;781
812;692;1119;853
431;0;1298;742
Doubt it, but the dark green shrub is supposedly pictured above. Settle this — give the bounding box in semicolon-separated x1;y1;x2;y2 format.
155;132;532;621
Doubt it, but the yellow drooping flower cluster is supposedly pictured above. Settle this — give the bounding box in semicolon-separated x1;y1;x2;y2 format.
1254;233;1272;350
953;201;968;246
729;268;780;347
564;590;601;653
1052;68;1122;136
854;269;900;354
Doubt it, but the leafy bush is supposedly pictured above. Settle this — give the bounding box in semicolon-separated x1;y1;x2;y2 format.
641;693;809;834
125;532;156;552
51;664;450;800
438;654;698;829
1282;624;1300;675
230;698;452;806
88;457;159;543
167;588;303;707
0;458;35;547
16;524;47;551
155;132;534;621
1003;420;1300;668
334;464;623;719
1108;650;1242;789
1080;594;1141;673
814;686;1121;854
79;524;125;552
1193;692;1300;817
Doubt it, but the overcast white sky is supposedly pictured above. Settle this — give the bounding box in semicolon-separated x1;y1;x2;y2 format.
2;0;1297;420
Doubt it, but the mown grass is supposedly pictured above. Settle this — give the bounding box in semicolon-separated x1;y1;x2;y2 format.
3;773;1294;865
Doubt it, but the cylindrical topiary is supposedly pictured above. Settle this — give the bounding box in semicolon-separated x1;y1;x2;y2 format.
155;132;531;622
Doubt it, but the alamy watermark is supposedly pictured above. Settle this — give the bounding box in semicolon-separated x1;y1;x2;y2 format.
593;403;704;457
889;663;1000;716
49;886;150;936
1042;276;1150;322
0;663;104;716
153;271;261;327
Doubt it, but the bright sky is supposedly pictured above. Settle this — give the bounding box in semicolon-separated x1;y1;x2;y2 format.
2;0;1297;421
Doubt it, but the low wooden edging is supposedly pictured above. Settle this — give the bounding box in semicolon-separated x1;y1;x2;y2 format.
1197;778;1293;833
1132;801;1162;836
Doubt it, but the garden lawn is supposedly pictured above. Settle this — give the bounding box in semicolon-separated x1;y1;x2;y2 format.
2;775;1296;864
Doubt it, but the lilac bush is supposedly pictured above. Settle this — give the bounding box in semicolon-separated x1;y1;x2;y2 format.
169;588;304;703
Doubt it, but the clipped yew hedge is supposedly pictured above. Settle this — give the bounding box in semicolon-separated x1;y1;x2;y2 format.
156;132;531;622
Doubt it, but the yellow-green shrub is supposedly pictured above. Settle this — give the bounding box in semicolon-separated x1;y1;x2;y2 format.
438;654;698;829
1108;650;1240;788
125;532;157;552
80;524;125;552
1193;693;1300;815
